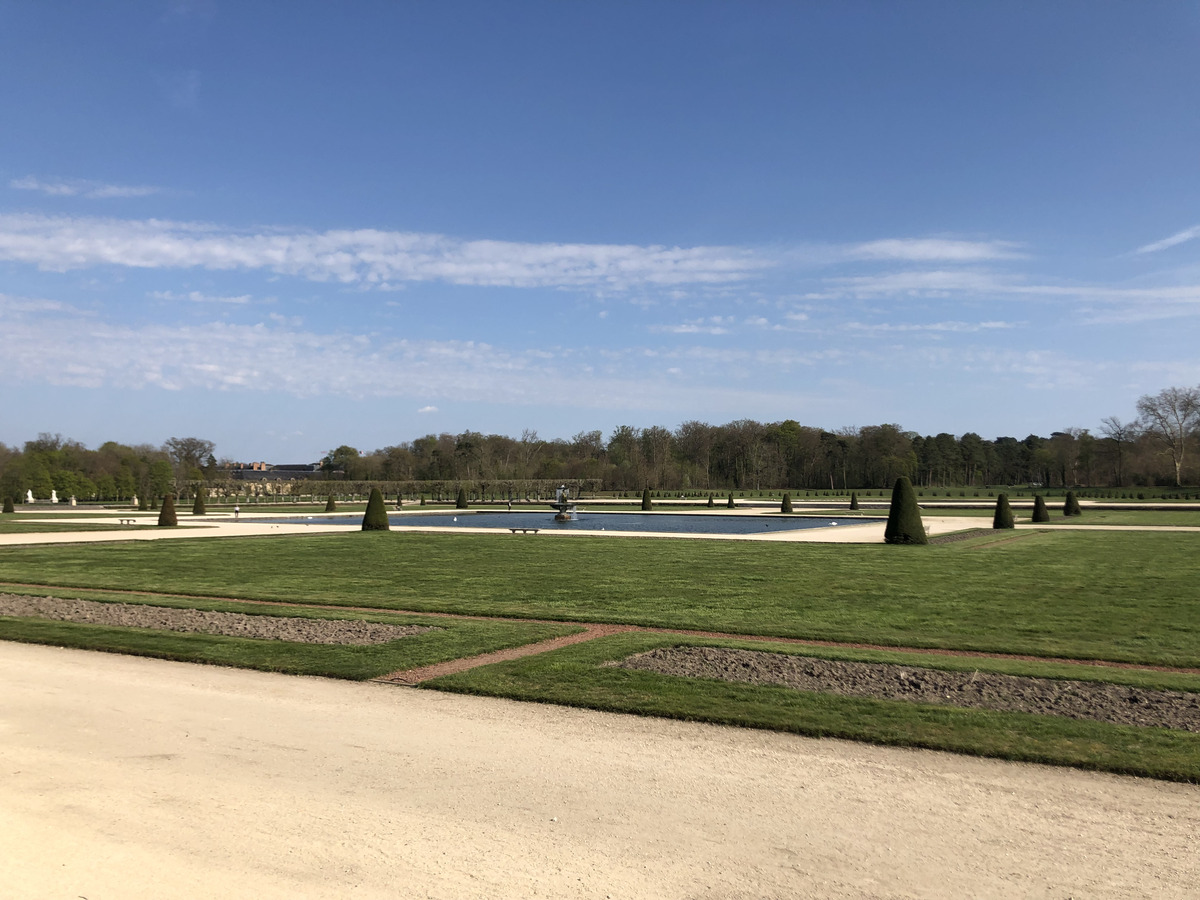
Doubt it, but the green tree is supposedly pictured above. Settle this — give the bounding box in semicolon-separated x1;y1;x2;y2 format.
2;496;13;514
641;487;652;511
157;494;178;527
884;476;927;545
325;494;337;513
781;492;793;513
992;493;1014;529
149;459;174;499
849;491;859;510
192;486;206;515
726;492;735;509
455;487;468;509
361;487;390;531
1031;494;1050;523
1064;490;1082;516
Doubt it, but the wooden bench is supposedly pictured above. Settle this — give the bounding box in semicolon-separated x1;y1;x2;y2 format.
118;518;136;526
508;527;539;534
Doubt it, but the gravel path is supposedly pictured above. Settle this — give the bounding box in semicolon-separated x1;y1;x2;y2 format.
619;645;1200;732
0;593;435;645
5;643;1199;900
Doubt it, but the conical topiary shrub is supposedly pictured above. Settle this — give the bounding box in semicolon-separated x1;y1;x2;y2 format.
849;491;859;510
707;495;714;508
727;492;735;509
781;492;793;513
992;493;1014;529
884;476;927;545
192;488;206;516
361;487;390;531
1064;491;1082;516
641;487;652;511
1032;494;1050;523
2;496;14;514
456;487;468;509
325;494;337;513
158;494;178;527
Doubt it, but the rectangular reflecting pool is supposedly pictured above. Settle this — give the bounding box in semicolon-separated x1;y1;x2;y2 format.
248;511;884;536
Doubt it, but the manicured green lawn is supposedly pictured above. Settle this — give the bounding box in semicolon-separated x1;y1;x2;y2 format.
0;521;162;533
0;592;579;679
0;529;1197;666
915;506;1200;526
428;633;1200;782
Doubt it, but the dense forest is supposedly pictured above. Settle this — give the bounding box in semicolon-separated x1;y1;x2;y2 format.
2;386;1198;502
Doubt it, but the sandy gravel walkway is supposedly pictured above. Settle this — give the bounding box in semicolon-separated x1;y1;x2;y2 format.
2;642;1196;899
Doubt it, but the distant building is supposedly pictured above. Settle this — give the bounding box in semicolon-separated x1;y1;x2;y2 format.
225;462;323;482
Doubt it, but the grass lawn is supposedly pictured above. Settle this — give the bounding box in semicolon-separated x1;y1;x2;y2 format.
0;591;579;679
427;633;1200;782
913;506;1200;526
3;528;1197;780
0;528;1197;666
0;521;162;533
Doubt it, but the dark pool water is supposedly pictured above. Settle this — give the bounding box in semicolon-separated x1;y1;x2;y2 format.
249;511;883;535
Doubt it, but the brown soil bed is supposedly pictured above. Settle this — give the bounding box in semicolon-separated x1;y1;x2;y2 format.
618;646;1200;732
0;594;435;645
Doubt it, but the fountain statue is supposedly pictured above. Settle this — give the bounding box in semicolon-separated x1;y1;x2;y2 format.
26;489;33;504
550;485;577;522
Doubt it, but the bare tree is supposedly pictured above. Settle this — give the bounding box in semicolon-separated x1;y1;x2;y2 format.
1135;386;1200;486
1099;416;1137;487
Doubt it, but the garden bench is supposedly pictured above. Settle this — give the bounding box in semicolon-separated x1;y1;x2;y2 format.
508;527;540;534
118;518;136;525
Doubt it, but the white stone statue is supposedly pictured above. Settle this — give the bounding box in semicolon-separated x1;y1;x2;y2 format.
50;490;59;503
25;489;33;503
131;494;139;508
70;495;77;506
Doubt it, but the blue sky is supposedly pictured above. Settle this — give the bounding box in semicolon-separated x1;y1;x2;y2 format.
2;1;1199;462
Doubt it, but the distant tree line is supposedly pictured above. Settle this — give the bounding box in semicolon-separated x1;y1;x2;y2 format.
2;386;1198;503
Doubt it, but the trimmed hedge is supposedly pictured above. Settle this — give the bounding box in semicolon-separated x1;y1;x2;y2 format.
1032;494;1050;523
157;494;178;527
361;488;390;531
992;493;1014;529
884;477;927;545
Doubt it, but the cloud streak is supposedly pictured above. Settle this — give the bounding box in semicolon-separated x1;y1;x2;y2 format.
150;290;253;305
844;238;1026;263
10;176;161;199
1134;226;1200;255
0;213;770;291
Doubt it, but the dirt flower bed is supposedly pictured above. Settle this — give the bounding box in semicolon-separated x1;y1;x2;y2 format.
0;594;436;645
618;646;1200;733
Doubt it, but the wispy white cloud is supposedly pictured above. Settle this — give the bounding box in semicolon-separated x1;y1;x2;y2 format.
828;269;1018;297
844;238;1026;263
417;406;438;414
844;320;1017;334
10;176;161;199
150;289;253;304
823;269;1200;322
0;306;848;413
1134;226;1200;255
0;213;770;291
649;315;735;335
0;291;93;316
